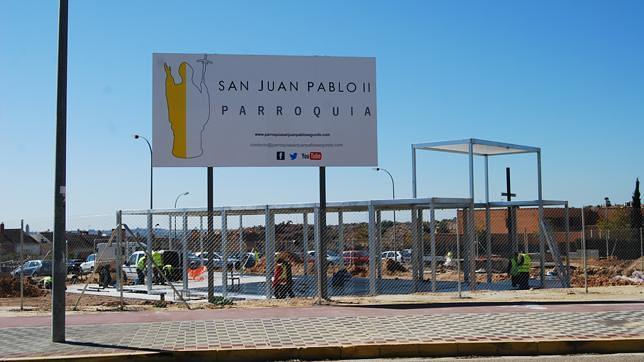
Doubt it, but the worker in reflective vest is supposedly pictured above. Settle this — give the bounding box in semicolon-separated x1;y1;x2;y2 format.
273;258;288;299
151;251;163;284
136;255;146;284
508;252;531;290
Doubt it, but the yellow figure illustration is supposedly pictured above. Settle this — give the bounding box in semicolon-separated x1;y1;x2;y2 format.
164;56;211;159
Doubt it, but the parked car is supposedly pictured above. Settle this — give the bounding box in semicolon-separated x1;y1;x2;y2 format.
11;260;52;278
423;255;446;264
307;250;342;264
187;252;203;269
80;254;96;274
185;251;242;270
381;251;403;262
66;259;84;275
343;250;369;265
207;252;239;269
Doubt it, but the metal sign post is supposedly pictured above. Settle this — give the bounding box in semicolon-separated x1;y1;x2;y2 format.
207;167;215;302
317;167;328;301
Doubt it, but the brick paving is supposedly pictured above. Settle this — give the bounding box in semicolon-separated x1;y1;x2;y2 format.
1;305;643;360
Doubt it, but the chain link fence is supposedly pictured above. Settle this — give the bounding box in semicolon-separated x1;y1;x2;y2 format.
569;206;644;289
7;201;640;310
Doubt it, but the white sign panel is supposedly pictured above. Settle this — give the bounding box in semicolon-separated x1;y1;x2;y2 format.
153;54;377;167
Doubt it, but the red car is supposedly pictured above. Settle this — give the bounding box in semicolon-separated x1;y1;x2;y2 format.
343;250;369;265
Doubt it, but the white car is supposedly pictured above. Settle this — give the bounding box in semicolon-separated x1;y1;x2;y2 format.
80;254;96;274
307;250;341;264
381;251;402;262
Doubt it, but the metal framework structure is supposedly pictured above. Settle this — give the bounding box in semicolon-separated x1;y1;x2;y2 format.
120;197;474;299
411;138;560;287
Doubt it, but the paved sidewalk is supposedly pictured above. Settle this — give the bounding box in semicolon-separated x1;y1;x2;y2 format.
1;303;643;360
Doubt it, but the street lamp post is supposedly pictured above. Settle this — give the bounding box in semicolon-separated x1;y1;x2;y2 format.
133;134;153;210
374;168;397;258
173;192;189;250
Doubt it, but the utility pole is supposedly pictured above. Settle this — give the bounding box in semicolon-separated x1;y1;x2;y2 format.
52;0;68;343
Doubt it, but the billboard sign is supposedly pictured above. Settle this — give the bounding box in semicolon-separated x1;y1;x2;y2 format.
152;53;377;167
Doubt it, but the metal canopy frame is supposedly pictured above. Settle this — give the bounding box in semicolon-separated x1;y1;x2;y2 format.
121;197;473;216
411;138;548;287
121;196;475;298
412;138;540;156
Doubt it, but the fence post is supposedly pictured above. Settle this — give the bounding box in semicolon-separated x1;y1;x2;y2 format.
314;207;322;300
581;206;588;294
430;204;437;292
303;212;309;275
265;206;275;299
168;215;173;250
182;212;189;296
238;214;243;265
376;210;382;280
221;210;228;299
20;219;24;312
368;203;378;295
116;211;124;310
565;203;570;288
537;150;546;289
485;205;492;285
146;210;153;293
199;216;204;266
411;207;420;292
456;210;462;298
466;205;477;291
416;209;425;290
338;211;345;269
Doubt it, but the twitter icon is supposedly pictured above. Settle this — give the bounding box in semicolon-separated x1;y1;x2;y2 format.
289;152;297;160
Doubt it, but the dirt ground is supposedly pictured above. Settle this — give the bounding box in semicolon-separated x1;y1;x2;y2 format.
1;284;641;318
1;257;640;317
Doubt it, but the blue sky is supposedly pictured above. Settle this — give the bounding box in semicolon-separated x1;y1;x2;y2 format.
1;1;643;231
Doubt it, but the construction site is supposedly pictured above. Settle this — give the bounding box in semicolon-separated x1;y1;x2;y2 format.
2;140;642;311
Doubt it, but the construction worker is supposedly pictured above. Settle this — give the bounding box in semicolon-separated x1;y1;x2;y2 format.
253;248;260;266
508;252;531;290
136;255;146;284
152;251;163;284
42;276;52;289
163;264;174;282
444;251;455;268
272;258;288;299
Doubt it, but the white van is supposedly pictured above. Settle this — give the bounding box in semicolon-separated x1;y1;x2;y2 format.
123;251;146;283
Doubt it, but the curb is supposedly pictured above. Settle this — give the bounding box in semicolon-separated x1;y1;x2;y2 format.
333;299;644;310
3;338;644;362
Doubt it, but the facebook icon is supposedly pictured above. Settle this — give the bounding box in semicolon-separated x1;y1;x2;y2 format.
276;151;285;160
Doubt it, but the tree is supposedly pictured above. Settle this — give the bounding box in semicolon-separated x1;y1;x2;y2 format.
598;208;629;232
631;178;642;230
